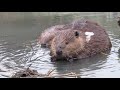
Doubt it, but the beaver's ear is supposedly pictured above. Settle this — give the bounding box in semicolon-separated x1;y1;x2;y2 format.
74;31;79;38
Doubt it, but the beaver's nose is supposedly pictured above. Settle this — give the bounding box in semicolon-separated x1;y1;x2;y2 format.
56;50;62;56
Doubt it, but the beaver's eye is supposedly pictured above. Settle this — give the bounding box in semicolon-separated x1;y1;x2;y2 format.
74;31;79;37
66;42;69;45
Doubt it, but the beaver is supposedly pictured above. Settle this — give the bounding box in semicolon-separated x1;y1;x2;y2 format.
50;20;112;61
38;19;98;48
38;25;65;48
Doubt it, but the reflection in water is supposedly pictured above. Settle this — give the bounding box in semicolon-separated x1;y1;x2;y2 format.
53;53;108;76
0;12;120;78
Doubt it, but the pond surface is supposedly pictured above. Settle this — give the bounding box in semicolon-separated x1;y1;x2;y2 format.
0;12;120;78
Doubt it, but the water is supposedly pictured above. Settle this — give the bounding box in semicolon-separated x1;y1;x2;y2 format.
0;12;120;78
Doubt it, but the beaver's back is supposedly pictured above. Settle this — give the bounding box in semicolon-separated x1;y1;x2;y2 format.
74;20;112;59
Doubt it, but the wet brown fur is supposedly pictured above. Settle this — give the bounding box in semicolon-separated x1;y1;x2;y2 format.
38;19;112;61
50;19;112;61
38;25;65;47
38;19;100;48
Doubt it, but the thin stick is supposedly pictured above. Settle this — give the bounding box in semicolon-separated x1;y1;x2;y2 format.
46;69;56;76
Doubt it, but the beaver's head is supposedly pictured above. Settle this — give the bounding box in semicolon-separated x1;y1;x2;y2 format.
38;31;55;48
38;25;65;48
50;29;86;61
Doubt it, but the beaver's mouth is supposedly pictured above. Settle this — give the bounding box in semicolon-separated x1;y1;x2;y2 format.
50;56;78;62
51;56;66;62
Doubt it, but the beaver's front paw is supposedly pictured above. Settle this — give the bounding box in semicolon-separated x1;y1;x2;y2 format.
51;56;57;62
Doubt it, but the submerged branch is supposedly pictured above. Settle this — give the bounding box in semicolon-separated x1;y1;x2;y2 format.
11;68;80;78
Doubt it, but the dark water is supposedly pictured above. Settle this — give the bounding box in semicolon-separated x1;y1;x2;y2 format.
0;12;120;78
